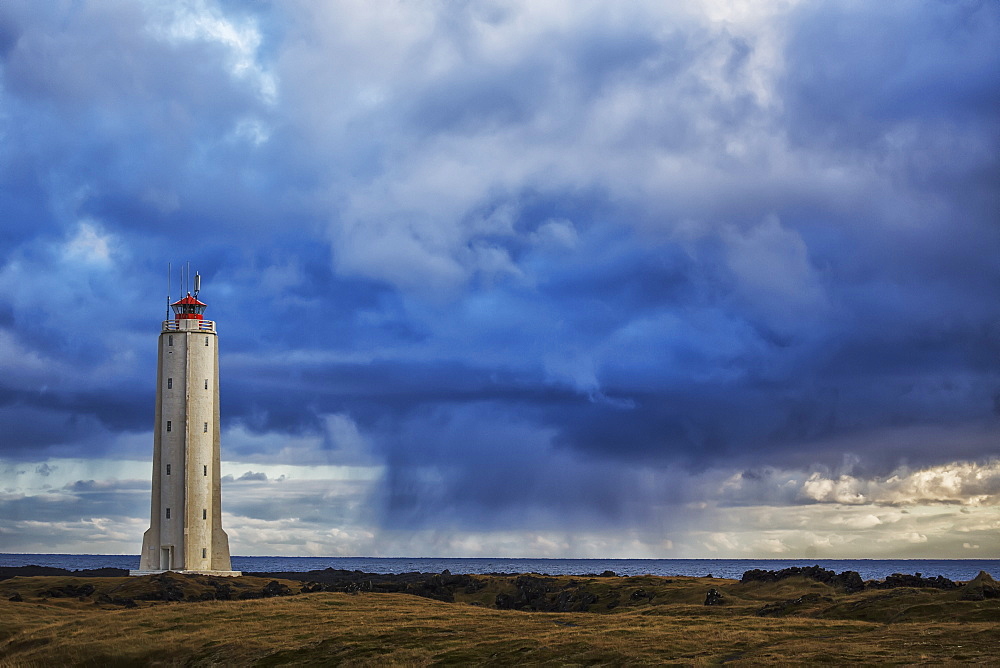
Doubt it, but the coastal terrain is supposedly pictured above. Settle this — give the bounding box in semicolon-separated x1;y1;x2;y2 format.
1;565;997;664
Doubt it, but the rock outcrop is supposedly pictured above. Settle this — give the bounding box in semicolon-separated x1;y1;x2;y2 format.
957;571;1000;601
253;568;486;603
704;588;724;605
756;592;833;617
741;566;865;593
866;573;957;590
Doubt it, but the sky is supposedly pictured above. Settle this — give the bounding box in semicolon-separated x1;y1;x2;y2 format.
0;0;998;560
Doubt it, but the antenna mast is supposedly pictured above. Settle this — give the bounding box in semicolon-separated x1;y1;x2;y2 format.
166;262;171;319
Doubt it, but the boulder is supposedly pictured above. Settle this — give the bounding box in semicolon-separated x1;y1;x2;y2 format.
261;580;292;597
629;589;654;602
704;588;724;605
958;571;1000;601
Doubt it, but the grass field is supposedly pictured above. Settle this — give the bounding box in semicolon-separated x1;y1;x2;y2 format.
1;572;997;665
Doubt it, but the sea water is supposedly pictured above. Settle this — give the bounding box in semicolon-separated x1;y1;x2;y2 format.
1;554;996;581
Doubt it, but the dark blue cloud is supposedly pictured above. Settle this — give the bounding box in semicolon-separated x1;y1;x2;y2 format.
783;0;1000;142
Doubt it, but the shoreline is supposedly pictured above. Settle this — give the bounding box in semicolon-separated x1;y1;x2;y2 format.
2;554;998;581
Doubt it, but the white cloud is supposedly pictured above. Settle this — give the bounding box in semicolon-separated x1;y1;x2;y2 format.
840;514;882;529
220;461;382;484
63;220;115;265
148;0;276;103
269;1;806;295
531;219;579;249
714;459;1000;509
0;458;150;494
797;460;1000;507
228;116;271;146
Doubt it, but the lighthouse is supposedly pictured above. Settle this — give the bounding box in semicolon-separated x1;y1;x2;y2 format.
131;274;240;576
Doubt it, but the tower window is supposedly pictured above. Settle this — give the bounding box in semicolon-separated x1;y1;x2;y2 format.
205;336;209;346
203;465;208;476
167;378;172;389
204;422;208;433
166;464;171;475
205;379;209;390
165;508;170;519
202;548;207;558
168;335;173;346
203;508;207;520
166;420;171;432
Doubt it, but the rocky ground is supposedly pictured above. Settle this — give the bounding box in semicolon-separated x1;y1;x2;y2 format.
1;566;998;664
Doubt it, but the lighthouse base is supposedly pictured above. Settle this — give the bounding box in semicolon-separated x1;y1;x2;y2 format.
129;569;242;577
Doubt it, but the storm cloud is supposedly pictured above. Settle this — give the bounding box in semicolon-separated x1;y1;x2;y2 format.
0;0;997;557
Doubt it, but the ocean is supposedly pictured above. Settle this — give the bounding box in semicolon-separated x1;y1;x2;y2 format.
1;554;996;581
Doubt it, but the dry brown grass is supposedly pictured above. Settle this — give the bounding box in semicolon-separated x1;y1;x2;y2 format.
0;574;996;665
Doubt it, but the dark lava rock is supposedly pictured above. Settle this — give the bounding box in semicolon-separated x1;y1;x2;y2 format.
41;583;96;599
189;591;217;602
494;575;600;612
211;580;235;601
867;573;958;590
8;592;23;602
262;580;292;597
0;566;128;582
95;593;137;608
511;575;555;611
958;571;1000;601
464;579;486;594
246;568;468;602
704;588;724;606
0;565;72;582
741;565;864;593
495;592;515;609
756;592;833;617
344;580;373;594
553;590;600;612
245;567;621;612
134;573;185;602
601;570;617;578
73;567;129;577
630;589;654;602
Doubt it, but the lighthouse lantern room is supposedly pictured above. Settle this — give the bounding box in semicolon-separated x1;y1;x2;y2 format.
171;294;208;319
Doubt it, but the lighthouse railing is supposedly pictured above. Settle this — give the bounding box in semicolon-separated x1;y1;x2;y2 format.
162;320;216;332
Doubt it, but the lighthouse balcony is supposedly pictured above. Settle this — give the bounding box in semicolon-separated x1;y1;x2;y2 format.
162;319;216;333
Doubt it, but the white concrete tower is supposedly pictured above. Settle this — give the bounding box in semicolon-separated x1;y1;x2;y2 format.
131;277;240;576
